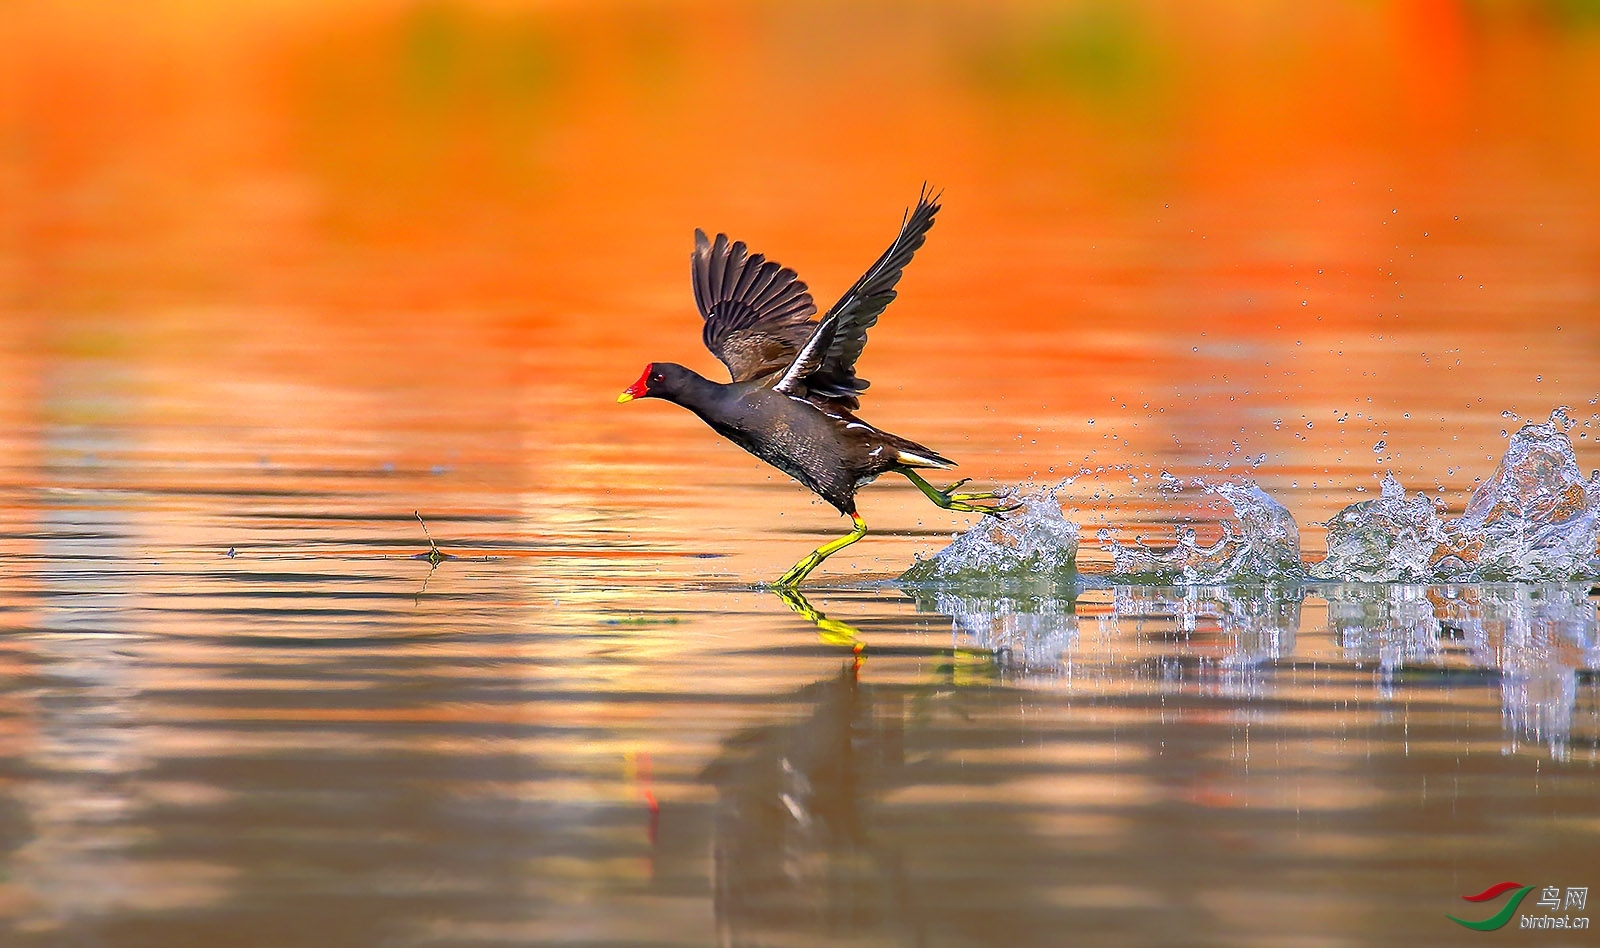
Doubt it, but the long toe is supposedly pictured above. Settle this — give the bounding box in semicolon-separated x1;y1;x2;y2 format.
949;490;999;502
953;498;1023;515
947;501;993;514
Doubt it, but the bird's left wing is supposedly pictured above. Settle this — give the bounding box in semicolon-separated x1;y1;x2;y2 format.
791;186;941;409
693;230;819;383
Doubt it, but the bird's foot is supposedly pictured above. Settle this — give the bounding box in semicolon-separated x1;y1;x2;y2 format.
930;478;1023;515
900;469;1021;516
772;513;869;588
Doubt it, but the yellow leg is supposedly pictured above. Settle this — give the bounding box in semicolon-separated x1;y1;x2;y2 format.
774;513;867;587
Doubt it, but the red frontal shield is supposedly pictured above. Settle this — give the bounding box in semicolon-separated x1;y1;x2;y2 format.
618;364;653;402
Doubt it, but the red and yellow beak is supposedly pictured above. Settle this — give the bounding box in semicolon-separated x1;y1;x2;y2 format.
617;365;651;403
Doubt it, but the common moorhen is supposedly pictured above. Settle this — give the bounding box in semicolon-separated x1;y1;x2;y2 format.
618;188;1015;586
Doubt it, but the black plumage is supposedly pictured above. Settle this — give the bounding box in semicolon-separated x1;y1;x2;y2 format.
620;188;1011;586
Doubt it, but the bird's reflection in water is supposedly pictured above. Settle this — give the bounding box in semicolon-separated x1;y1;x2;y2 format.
703;590;1049;944
701;658;916;945
770;586;868;654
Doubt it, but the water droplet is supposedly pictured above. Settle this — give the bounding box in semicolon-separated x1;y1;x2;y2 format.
1373;440;1386;453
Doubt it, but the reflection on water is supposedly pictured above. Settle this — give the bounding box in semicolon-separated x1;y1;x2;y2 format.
0;530;1596;944
705;581;1600;943
910;581;1597;756
1320;584;1600;754
704;661;917;943
911;589;1080;674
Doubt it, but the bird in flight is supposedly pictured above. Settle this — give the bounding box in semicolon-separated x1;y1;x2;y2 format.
618;187;1016;587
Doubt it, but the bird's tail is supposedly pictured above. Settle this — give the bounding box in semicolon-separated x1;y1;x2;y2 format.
888;434;955;469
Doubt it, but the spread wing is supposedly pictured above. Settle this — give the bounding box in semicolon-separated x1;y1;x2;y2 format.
693;229;818;383
774;187;941;409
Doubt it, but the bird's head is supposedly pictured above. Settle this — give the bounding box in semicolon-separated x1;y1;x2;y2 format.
617;362;691;403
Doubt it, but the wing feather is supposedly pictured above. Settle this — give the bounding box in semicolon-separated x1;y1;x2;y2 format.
692;228;818;382
731;253;762;300
708;234;729;304
772;315;837;395
803;186;941;407
690;187;940;398
691;230;712;315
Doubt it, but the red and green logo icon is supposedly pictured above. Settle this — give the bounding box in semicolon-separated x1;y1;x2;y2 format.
1446;882;1534;931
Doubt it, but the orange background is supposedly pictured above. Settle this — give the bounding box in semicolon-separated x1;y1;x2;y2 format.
2;0;1598;575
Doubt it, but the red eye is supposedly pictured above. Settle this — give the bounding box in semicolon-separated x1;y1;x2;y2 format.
652;374;664;382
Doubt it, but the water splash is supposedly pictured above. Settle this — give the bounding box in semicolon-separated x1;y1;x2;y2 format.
1437;409;1600;580
1097;480;1302;584
1311;411;1600;581
1309;474;1448;582
899;484;1078;586
912;410;1596;586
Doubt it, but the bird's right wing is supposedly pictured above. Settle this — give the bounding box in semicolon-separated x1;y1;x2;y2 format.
805;187;940;407
692;230;819;383
771;188;941;409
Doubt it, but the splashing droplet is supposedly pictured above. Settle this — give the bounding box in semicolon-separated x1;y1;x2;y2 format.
1101;481;1301;584
902;486;1078;585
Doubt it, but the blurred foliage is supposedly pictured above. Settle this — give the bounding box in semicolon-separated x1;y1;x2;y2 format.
395;3;561;112
964;2;1169;119
290;3;572;232
1492;0;1600;24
